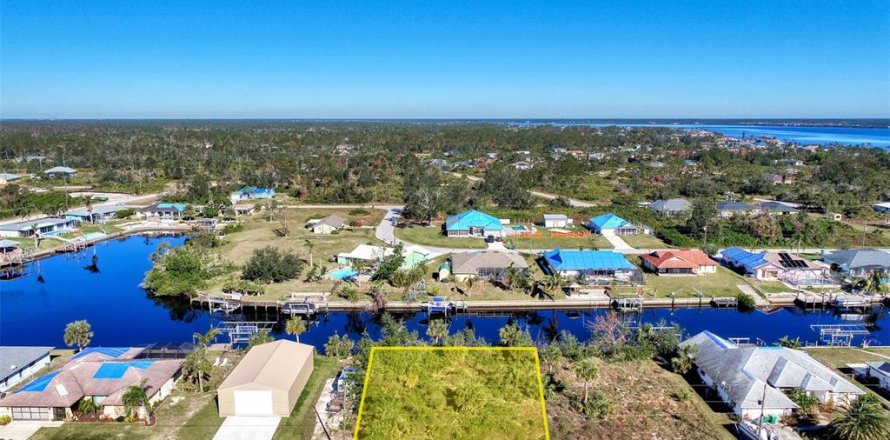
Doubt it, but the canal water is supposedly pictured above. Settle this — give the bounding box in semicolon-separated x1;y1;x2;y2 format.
1;235;888;352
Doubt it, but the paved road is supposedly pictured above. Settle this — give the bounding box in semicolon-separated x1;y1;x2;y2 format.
450;172;596;207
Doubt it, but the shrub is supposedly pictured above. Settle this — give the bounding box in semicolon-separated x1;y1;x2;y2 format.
221;223;244;235
241;247;304;283
0;415;11;425
736;293;756;311
114;208;135;219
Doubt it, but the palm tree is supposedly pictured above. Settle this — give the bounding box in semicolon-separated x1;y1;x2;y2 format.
83;196;94;224
183;348;212;393
828;394;890;440
285;317;308;343
542;273;564;298
304;239;314;267
426;319;449;345
574;357;598;406
64;320;93;352
193;328;221;350
122;378;151;420
78;396;100;415
861;270;887;295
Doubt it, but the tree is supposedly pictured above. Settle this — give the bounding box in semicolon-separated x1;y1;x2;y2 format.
182;348;212;393
64;320;93;352
193;328;221;350
574;358;598;406
828;394;890;440
285;317;308;343
324;333;355;359
78;397;100;415
687;199;716;237
789;388;819;416
426;319;449;345
775;335;801;349
304;239;315;267
241;247;304;283
670;344;696;374
248;331;274;348
498;323;533;347
122;378;151;420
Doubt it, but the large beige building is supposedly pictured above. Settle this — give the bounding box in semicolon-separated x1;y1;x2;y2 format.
217;340;314;417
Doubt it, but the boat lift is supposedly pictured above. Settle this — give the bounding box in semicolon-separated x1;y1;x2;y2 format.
216;320;277;345
810;324;870;346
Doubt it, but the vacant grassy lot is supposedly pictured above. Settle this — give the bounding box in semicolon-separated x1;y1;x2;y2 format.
356;348;547;440
394;225;487;249
546;358;735;440
505;233;613;250
620;234;668;249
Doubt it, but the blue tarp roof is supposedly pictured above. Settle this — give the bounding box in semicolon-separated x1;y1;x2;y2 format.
722;246;771;273
588;213;631;230
544;249;636;271
445;209;502;231
17;371;59;393
73;347;130;360
236;186;274;196
93;361;155;379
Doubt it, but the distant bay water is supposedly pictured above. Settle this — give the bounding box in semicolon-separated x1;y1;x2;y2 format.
510;121;890;149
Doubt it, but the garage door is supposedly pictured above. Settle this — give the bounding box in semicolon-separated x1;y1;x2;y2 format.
233;390;274;416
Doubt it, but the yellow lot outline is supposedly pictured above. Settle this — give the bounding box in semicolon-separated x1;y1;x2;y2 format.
353;346;550;440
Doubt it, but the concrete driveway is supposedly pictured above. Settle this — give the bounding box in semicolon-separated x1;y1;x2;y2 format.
0;420;63;440
213;416;281;440
600;231;633;251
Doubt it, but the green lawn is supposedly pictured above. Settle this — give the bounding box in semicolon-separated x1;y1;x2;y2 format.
355;348;547;440
620;234;668;249
414;254;563;302
273;356;341;439
505;234;613;250
394;225;487;249
747;279;791;294
623;257;751;298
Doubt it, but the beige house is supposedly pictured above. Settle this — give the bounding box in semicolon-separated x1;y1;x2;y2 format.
217;340;314;417
307;215;345;234
448;250;528;282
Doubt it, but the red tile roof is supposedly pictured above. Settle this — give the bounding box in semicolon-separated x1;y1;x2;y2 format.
640;249;718;270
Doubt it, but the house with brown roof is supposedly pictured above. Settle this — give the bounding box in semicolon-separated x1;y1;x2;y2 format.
640;249;719;276
0;347;183;421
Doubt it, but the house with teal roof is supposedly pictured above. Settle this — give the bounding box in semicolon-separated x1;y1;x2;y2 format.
587;213;650;236
444;209;503;237
138;202;187;220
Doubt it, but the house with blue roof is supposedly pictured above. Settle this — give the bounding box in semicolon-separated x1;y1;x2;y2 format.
137;202;187;220
587;213;651;236
0;347;183;422
230;186;276;205
543;249;639;283
444;209;503;237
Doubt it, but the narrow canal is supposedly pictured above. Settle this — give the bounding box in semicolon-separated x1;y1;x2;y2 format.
1;235;887;350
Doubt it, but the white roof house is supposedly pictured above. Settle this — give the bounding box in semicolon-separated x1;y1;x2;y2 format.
681;331;863;419
541;214;570;228
874;202;890;214
44;166;77;177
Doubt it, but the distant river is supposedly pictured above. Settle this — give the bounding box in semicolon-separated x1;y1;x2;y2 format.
1;235;888;351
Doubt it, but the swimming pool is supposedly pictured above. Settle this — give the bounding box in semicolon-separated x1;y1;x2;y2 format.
329;267;358;280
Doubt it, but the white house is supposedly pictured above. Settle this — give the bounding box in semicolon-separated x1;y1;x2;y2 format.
0;346;53;393
865;362;890;392
308;215;345;234
541;214;571;228
874;202;890;214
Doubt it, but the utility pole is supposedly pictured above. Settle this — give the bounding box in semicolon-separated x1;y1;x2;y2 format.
758;381;767;438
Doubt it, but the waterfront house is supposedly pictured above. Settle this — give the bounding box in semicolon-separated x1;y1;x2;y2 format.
540;214;570;228
720;247;831;286
138;202;187;220
873;202;890;214
217;340;314;417
542;249;638;284
0;240;23;267
337;244;393;266
648;198;691;216
0;346;52;393
229;186;275;206
821;249;890;280
444;209;503;238
587;213;650;236
308;215;345;234
43;166;77;179
0;172;22;184
0;347;183;421
640;249;718;276
716;201;755;218
0;217;79;239
865;362;890;392
65;205;128;224
681;331;863;419
448;250;528;282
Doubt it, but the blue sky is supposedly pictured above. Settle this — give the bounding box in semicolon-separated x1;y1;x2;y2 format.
2;1;888;118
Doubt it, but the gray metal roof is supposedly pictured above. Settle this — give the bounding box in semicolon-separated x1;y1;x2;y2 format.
717;201;753;212
66;205;128;216
315;215;345;228
758;201;798;213
681;332;862;410
0;239;20;248
0;346;53;382
0;173;21;181
0;217;75;232
450;251;528;274
822;249;890;270
44;166;76;174
542;214;568;220
649;198;691;213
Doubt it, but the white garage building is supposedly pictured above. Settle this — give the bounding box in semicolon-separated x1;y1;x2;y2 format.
217;340;314;417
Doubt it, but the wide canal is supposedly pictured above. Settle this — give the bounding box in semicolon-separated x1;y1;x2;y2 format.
1;235;887;351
